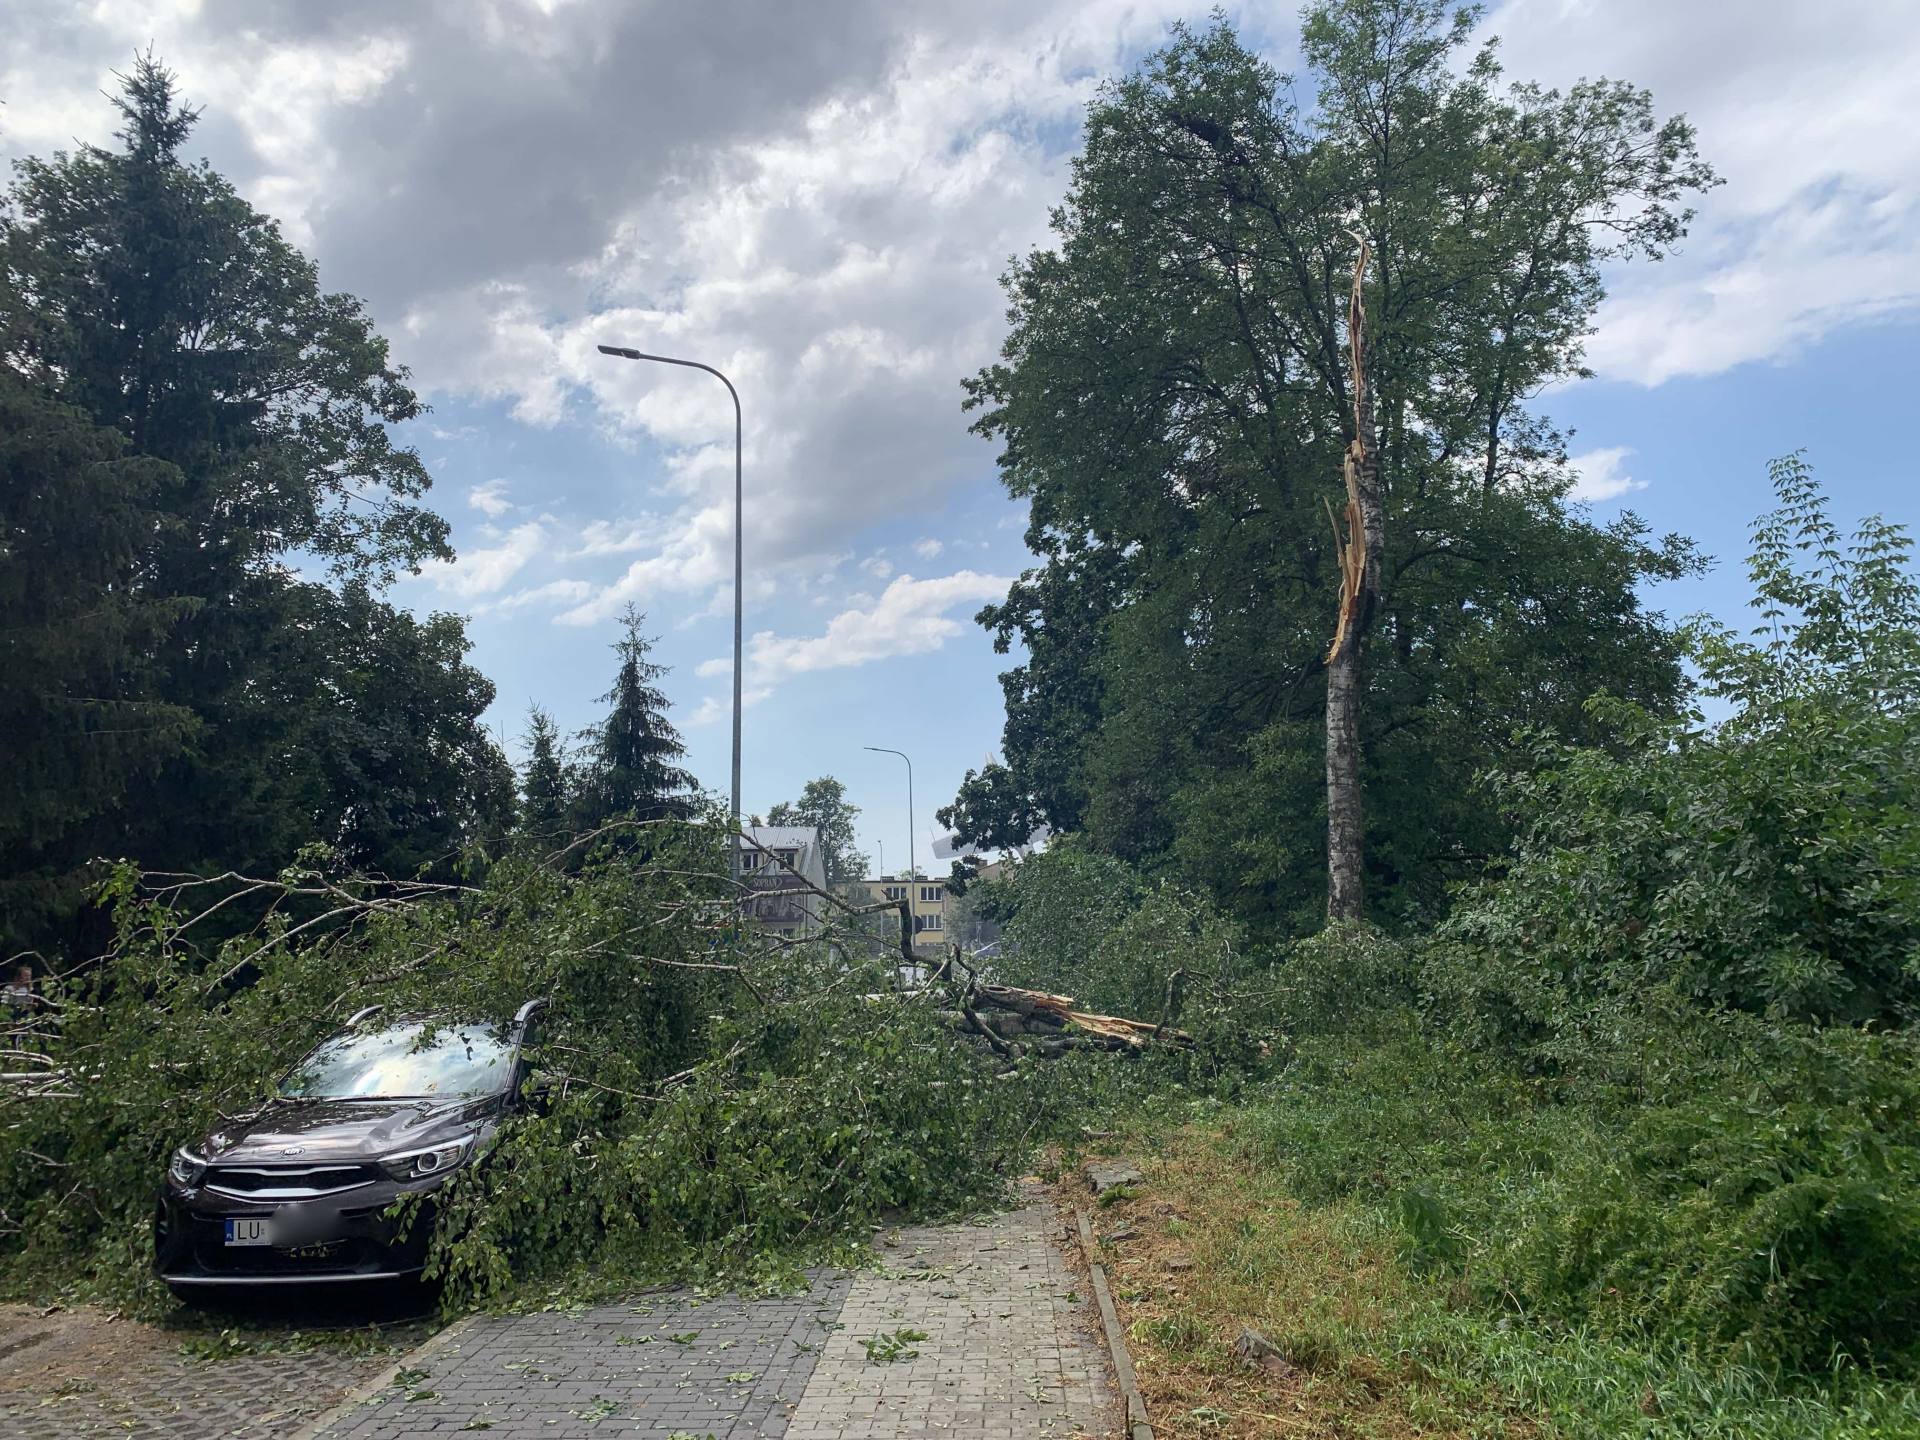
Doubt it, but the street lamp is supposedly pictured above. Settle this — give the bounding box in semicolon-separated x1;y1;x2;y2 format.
864;746;914;881
596;345;743;849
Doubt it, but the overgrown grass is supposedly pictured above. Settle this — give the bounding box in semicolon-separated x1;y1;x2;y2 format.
1076;1119;1920;1440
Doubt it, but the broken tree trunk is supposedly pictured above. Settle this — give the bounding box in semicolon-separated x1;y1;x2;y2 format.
938;975;1193;1058
1325;235;1384;924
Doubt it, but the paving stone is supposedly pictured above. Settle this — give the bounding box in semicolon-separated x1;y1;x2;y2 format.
6;1198;1120;1440
317;1275;852;1440
1082;1163;1142;1197
784;1198;1116;1439
0;1335;390;1438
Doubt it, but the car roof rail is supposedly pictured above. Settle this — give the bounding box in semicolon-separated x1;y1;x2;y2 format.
511;997;548;1035
345;1004;385;1027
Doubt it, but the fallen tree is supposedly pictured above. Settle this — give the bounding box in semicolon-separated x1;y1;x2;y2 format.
0;818;1193;1313
942;978;1192;1058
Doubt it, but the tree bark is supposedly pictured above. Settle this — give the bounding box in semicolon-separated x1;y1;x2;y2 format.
1325;238;1384;923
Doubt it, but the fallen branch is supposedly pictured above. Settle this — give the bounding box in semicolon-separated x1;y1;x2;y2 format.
926;975;1193;1057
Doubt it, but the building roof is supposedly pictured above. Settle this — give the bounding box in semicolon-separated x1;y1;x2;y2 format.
746;825;817;850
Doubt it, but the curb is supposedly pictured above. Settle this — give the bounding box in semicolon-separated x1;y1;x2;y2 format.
1074;1207;1153;1440
287;1312;478;1440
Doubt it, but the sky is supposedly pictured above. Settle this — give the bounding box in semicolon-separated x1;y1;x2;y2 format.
3;0;1917;876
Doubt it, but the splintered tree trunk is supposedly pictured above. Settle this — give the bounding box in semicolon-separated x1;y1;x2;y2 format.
1325;238;1384;923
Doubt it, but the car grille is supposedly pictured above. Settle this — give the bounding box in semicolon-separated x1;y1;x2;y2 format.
192;1236;382;1275
203;1163;381;1198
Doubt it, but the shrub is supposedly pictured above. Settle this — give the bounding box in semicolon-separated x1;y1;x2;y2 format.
1440;456;1920;1034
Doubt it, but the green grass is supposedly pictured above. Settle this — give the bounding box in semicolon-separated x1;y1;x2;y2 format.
1078;1109;1920;1440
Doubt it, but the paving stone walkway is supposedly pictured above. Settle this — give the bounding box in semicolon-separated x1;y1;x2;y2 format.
0;1304;394;1439
314;1195;1116;1440
0;1196;1116;1440
786;1198;1113;1440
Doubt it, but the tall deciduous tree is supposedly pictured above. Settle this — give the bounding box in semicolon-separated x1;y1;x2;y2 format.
577;607;697;829
768;776;870;884
950;3;1713;931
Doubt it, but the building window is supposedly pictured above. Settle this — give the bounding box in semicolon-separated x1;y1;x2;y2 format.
925;912;942;930
920;886;942;904
776;849;796;867
884;885;906;901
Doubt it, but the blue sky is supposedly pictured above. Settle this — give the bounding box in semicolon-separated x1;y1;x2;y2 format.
5;0;1915;874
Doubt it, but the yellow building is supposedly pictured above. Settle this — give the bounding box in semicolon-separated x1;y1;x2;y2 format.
850;875;950;954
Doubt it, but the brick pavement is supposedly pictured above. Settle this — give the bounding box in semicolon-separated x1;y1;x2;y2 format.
785;1198;1115;1440
0;1311;394;1439
1;1196;1118;1440
316;1193;1116;1440
318;1275;854;1440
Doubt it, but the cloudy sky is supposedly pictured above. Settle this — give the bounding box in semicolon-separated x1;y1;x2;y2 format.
4;0;1916;874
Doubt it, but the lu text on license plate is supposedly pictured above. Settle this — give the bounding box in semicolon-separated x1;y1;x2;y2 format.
223;1217;276;1246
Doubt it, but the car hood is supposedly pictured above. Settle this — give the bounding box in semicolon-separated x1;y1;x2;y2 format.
200;1095;500;1165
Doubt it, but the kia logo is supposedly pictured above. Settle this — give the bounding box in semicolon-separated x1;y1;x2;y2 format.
279;1145;304;1156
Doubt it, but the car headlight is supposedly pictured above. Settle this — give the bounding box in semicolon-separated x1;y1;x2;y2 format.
168;1147;208;1188
378;1136;474;1182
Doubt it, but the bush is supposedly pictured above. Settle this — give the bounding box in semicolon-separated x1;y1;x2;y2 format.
992;839;1254;1022
1440;456;1920;1033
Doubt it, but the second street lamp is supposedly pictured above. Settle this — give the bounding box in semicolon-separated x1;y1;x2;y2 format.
596;345;743;867
864;746;915;883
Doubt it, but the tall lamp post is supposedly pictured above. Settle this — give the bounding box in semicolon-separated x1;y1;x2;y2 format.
864;746;914;881
596;345;743;857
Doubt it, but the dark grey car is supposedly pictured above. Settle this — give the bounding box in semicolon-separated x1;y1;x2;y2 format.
154;1000;545;1293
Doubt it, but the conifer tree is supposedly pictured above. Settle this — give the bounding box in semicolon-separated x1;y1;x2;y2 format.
0;57;509;948
519;707;572;840
0;366;197;935
576;608;697;828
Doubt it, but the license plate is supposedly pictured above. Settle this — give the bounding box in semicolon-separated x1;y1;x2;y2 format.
223;1217;277;1247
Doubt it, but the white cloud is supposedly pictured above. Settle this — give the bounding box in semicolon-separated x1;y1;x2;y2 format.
330;0;1197;627
861;555;896;580
689;686;773;728
569;518;662;558
911;538;944;559
746;570;1010;685
679;568;1008;722
469;479;515;518
425;521;547;599
1567;447;1644;503
470;577;594;616
1485;0;1920;384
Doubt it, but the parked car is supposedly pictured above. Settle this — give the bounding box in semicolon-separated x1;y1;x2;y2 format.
154;999;547;1294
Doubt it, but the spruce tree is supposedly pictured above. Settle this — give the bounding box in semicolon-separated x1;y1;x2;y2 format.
0;366;197;937
0;57;510;947
577;607;697;828
519;707;572;840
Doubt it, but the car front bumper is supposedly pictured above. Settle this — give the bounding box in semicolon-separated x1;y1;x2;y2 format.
154;1178;443;1286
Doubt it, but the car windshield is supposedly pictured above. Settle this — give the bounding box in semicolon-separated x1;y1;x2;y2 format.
279;1022;513;1099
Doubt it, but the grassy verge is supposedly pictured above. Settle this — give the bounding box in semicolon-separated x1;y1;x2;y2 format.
1059;1119;1920;1439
